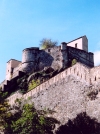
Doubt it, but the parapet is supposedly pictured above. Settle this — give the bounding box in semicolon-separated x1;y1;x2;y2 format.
23;47;39;52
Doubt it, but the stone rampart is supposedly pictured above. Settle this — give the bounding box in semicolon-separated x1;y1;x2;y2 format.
67;46;94;67
90;66;100;85
7;91;22;105
8;62;91;105
7;62;100;125
7;62;100;106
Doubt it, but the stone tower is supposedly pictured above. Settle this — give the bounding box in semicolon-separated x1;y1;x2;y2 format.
6;59;21;80
22;47;39;73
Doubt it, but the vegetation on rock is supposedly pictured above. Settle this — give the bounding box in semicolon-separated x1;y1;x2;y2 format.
28;79;40;91
0;90;12;133
0;96;59;134
40;38;58;49
71;59;77;66
11;102;59;134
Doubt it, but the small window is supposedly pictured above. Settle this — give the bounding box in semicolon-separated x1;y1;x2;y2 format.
75;43;77;48
11;68;14;73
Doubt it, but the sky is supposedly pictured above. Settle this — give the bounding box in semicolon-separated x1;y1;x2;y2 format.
0;0;100;82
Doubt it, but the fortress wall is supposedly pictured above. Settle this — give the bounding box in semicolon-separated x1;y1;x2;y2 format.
7;62;100;125
25;75;100;124
8;73;100;124
68;47;94;67
7;91;22;105
22;46;64;73
66;63;90;84
39;46;63;70
90;66;100;84
8;63;91;105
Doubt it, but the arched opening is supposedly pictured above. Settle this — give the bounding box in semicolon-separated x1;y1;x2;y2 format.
95;76;96;81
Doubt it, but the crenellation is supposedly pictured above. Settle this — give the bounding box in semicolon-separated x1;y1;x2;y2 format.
7;62;93;106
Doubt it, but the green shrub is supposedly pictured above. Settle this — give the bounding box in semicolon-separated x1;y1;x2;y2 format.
71;59;77;66
28;79;40;91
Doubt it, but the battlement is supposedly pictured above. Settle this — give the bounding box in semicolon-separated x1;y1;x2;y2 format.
7;62;100;105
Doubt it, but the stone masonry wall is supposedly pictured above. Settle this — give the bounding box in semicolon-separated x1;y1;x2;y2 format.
12;63;22;78
90;66;100;85
8;63;91;105
7;63;100;126
7;62;100;126
40;46;63;70
67;46;94;67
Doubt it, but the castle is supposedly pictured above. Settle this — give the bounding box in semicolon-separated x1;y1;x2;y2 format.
1;35;100;126
0;35;95;91
5;35;94;81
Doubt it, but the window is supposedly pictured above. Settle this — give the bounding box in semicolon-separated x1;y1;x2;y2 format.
75;43;77;48
11;68;14;73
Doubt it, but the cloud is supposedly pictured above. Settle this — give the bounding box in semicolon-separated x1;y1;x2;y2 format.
94;51;100;66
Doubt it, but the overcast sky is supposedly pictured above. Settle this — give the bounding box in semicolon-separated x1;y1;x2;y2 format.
0;0;100;82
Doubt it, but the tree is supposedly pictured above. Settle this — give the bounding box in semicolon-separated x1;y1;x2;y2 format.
0;89;59;134
0;90;12;133
11;102;59;134
40;38;58;49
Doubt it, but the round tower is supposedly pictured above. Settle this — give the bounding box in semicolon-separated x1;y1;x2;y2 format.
22;47;39;73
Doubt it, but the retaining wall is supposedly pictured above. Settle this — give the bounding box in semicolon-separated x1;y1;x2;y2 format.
7;62;100;106
8;63;91;105
7;62;100;125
